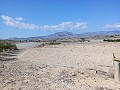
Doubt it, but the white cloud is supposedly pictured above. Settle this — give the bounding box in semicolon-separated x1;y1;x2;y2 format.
103;23;120;29
1;15;39;29
15;17;24;21
41;22;87;30
1;15;88;30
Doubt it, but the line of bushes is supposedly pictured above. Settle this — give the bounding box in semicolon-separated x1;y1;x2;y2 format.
48;42;61;45
43;40;61;45
0;40;17;52
103;39;120;42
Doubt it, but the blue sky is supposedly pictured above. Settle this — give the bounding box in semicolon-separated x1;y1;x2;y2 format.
0;0;120;39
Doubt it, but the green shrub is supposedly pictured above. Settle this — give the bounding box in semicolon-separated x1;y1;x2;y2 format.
48;42;61;45
103;39;120;42
0;40;17;52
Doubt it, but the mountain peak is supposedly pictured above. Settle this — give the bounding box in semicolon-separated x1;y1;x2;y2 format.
8;30;120;40
49;31;76;37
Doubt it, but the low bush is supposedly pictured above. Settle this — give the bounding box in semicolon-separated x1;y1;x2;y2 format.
103;39;120;42
48;42;61;45
0;40;17;52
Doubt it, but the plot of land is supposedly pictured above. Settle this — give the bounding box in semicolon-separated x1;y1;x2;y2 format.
0;42;120;90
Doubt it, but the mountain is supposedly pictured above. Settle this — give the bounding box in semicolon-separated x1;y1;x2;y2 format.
8;37;42;41
78;30;120;38
8;31;77;40
48;31;76;37
8;30;120;40
43;31;78;39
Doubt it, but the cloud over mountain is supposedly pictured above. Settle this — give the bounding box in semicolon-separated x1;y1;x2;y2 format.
103;23;120;29
41;22;88;30
1;15;88;30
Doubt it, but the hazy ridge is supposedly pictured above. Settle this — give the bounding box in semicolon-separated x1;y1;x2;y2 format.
8;30;120;40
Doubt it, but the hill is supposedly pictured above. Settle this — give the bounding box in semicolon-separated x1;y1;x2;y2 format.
8;30;120;40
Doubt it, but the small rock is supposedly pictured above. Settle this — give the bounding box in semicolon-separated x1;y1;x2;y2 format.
69;71;76;76
95;70;98;73
92;77;95;80
78;71;84;74
0;65;4;68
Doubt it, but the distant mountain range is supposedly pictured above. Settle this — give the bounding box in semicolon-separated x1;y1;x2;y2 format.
9;30;120;40
78;30;120;37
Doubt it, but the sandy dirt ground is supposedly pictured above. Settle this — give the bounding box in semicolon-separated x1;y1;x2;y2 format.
1;42;120;90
